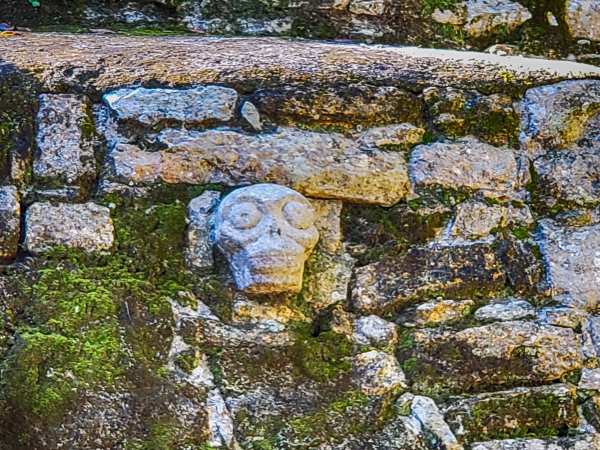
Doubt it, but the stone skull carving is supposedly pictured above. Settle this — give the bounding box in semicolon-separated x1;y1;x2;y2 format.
214;183;319;294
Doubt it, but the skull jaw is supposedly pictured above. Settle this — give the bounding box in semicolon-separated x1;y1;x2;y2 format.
229;253;306;294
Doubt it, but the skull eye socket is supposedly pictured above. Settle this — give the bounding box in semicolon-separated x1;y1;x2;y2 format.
283;201;313;230
227;201;262;229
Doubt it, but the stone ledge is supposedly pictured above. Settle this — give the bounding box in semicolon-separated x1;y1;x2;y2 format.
1;34;600;95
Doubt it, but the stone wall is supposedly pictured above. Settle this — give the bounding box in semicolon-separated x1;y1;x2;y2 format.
0;34;600;449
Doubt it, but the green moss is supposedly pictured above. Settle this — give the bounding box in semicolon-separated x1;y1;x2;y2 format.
291;324;353;382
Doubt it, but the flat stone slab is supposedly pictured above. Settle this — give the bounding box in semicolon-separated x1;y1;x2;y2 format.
24;202;114;254
104;128;409;206
103;86;238;126
1;34;599;95
537;220;600;311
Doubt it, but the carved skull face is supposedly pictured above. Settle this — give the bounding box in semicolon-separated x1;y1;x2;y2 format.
214;184;319;294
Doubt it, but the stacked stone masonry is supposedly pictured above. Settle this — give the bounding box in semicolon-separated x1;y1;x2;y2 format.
1;35;600;449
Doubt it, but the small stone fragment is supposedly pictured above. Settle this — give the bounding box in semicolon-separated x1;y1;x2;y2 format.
0;186;20;260
240;101;262;131
537;220;600;311
352;350;407;395
303;250;355;310
537;307;587;329
353;315;398;348
409;137;527;201
309;199;343;254
24;202;114;254
462;0;532;38
357;123;425;149
34;94;94;184
410;395;463;450
206;388;238;448
473;298;535;322
103;85;238;126
185;190;221;270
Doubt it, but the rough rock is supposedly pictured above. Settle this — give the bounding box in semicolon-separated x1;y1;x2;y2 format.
302;250;355;310
423;87;520;147
582;315;600;364
403;321;583;394
34;94;94;184
433;1;532;38
353;315;398;348
410;395;463;450
536;220;600;311
103;86;238;126
471;434;600;450
520;80;600;153
214;184;319;295
444;384;578;442
348;0;388;16
537;307;587;329
579;368;600;391
356;123;425;149
566;0;600;42
206;388;239;449
309;199;343;254
448;200;533;240
412;299;475;327
473;298;535;322
409;137;528;201
104;127;410;206
352;350;406;395
250;83;423;131
0;186;20;260
351;243;505;314
534;146;600;207
185;190;221;270
24;202;114;254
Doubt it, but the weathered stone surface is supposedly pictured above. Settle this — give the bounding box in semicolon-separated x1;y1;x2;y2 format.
534;146;600;208
0;186;20;260
348;0;388;16
302;250;355;310
250;84;423;131
353;315;398;348
537;307;587;329
2;35;600;98
582;315;600;364
352;350;406;395
214;184;319;295
409;138;528;201
403;321;583;394
473;298;535;322
448;200;533;240
410;395;463;450
579;368;600;391
536;220;600;311
309;199;343;254
471;434;600;450
412;299;475;327
185;190;221;270
103;86;238;126
34;94;94;184
433;0;532;38
444;384;578;443
566;0;600;42
520;80;600;153
352;243;505;314
356;123;425;150
24;202;114;254
104;127;410;206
